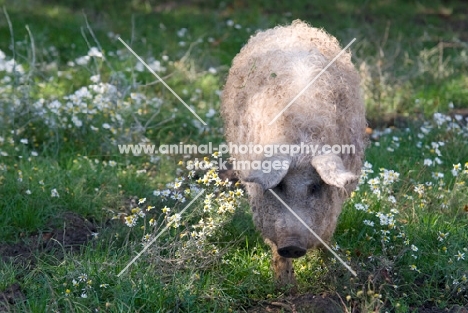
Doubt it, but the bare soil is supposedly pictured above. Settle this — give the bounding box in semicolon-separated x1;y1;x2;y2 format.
0;212;97;311
245;293;344;313
244;294;468;313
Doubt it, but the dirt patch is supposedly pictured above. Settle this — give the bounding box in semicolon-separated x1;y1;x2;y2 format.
245;293;344;313
0;212;97;311
43;212;98;250
0;283;26;313
0;212;97;266
244;293;468;313
417;304;468;313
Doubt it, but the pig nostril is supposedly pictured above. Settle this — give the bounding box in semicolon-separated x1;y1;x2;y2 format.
294;250;304;257
278;246;306;258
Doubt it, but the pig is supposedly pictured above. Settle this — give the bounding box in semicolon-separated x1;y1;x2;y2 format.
220;20;366;288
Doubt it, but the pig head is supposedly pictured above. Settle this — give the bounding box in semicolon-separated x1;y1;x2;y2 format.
242;153;358;288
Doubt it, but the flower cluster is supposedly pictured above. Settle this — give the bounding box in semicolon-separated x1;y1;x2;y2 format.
340;111;468;303
354;164;411;255
0;49;24;74
114;155;243;269
0;40;223;158
62;272;108;300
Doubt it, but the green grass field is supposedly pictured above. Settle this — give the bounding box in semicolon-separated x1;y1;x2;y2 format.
0;0;467;312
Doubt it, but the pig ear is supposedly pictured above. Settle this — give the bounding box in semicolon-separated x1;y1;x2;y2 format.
311;154;358;188
242;156;290;191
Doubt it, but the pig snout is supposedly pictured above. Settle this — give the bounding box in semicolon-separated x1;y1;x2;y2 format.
273;211;309;258
276;237;307;258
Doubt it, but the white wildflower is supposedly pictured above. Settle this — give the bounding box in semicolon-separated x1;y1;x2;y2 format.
437;231;449;242
455;251;465;261
88;47;103;58
423;159;433;166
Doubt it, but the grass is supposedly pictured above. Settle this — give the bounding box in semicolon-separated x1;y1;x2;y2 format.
0;0;467;312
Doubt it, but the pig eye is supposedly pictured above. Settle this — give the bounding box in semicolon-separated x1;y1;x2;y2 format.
308;183;321;194
274;181;285;192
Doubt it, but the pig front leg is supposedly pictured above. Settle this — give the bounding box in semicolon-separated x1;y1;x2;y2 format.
266;239;298;294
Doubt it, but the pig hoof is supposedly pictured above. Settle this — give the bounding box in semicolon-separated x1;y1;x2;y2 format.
278;246;306;258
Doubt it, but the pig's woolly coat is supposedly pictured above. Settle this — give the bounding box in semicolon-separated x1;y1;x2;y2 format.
221;21;367;264
221;20;366;180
